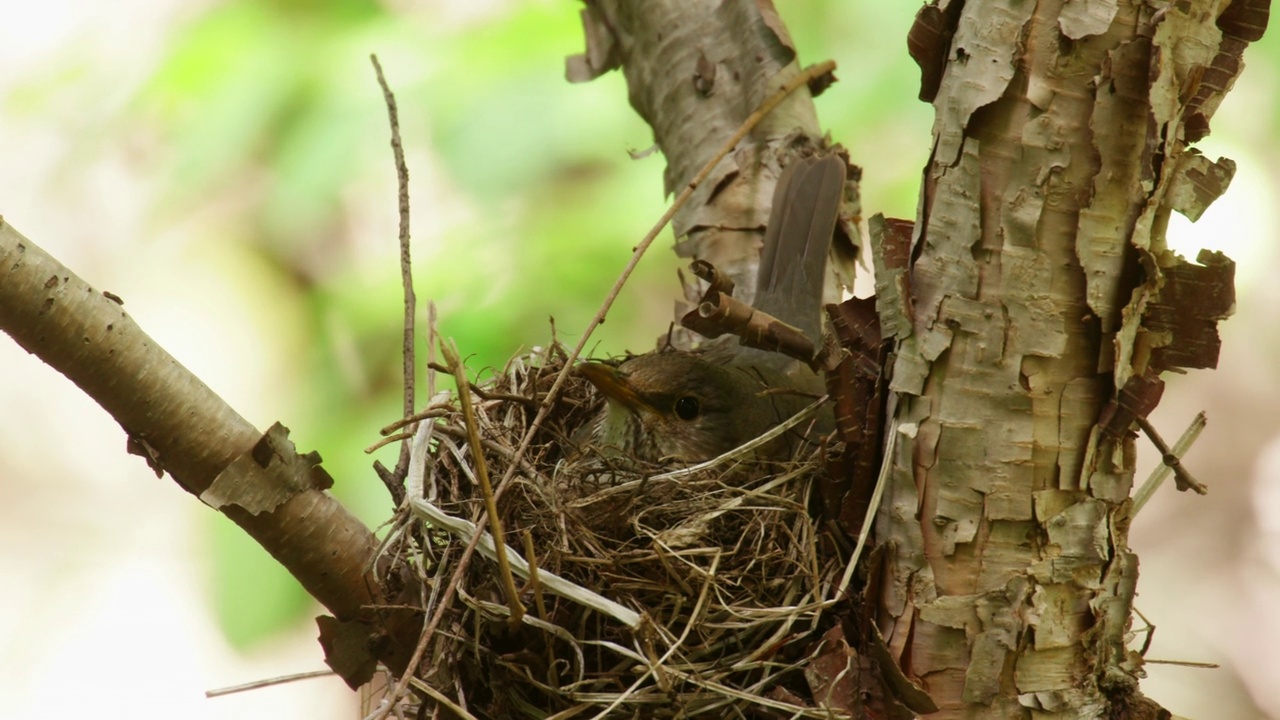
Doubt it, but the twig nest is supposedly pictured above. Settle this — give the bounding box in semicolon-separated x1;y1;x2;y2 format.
385;344;853;718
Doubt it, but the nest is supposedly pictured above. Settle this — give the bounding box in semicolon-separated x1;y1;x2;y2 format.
379;343;859;718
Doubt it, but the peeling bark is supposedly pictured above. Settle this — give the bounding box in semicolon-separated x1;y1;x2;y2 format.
568;0;860;334
878;0;1264;716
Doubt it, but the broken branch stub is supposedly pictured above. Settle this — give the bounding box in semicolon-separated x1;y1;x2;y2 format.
679;260;819;366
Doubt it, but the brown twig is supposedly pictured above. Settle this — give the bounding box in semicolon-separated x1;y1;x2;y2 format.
441;339;526;629
1141;659;1220;669
371;53;416;496
409;677;481;720
377;408;451;438
521;529;559;687
371;461;401;500
367;431;415;454
427;302;438;401
1132;411;1207;515
1133;605;1155;657
1135;415;1208;496
425;362;536;406
520;530;549;621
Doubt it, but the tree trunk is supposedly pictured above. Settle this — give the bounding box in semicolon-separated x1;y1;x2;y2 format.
875;0;1260;716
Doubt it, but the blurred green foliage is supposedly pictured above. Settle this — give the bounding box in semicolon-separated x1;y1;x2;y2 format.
126;0;1280;649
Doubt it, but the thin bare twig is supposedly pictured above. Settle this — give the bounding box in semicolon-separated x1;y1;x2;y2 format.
426;362;536;406
522;528;560;687
442;339;526;629
521;529;549;620
1133;605;1156;657
371;53;416;499
377;408;451;438
205;670;334;698
427;302;438;400
1135;414;1208;499
1141;659;1220;669
409;677;482;720
366;431;415;454
1133;412;1208;514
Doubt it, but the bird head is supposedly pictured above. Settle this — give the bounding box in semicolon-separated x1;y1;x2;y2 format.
577;353;769;463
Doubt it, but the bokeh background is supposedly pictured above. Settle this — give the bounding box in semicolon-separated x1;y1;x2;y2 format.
0;1;1276;718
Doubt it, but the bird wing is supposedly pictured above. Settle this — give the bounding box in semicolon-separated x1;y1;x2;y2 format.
754;153;847;344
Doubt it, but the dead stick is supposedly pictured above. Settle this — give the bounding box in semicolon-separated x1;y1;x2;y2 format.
521;529;559;688
1132;412;1207;514
1133;605;1156;657
441;339;525;629
206;669;334;698
371;53;415;499
425;362;536;406
377;408;450;438
427;302;438;402
1135;414;1208;500
366;431;414;454
520;530;549;622
1142;659;1220;669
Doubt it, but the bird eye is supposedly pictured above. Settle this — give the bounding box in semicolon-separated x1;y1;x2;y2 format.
674;396;700;421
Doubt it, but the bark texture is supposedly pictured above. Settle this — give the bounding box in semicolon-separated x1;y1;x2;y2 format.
568;0;860;331
878;0;1262;716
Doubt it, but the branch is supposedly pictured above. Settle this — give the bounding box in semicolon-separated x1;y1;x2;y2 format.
0;219;420;682
370;53;415;504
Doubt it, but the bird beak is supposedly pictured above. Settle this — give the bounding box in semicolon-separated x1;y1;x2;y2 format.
578;362;649;413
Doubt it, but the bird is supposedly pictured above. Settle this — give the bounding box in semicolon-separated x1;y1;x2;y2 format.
576;153;846;464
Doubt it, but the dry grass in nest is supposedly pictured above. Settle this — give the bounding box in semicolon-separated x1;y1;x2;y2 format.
379;343;855;719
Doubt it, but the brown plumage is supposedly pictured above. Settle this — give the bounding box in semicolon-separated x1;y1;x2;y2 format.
576;352;823;463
